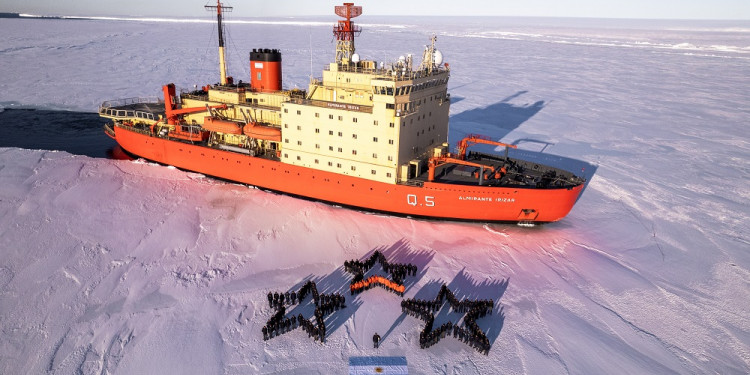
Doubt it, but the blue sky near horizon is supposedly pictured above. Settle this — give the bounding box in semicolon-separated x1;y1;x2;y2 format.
3;0;750;20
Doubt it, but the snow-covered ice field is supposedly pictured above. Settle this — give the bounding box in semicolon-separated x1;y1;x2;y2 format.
1;14;749;374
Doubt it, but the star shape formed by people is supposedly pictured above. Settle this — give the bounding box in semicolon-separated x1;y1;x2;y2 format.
344;250;418;297
401;284;494;354
262;280;345;343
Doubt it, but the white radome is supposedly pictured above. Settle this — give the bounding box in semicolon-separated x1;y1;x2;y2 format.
434;50;443;66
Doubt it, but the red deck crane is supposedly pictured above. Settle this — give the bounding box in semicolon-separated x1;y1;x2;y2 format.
161;84;227;125
427;134;517;184
456;134;517;160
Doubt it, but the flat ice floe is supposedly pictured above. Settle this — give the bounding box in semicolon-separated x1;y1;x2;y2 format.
0;14;748;374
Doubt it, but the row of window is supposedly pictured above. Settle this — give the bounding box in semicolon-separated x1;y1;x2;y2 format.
283;109;395;128
283;125;397;145
373;79;448;97
396;93;444;115
245;97;267;105
284;108;400;130
283;135;394;145
282;138;395;160
416;124;438;137
283;153;393;178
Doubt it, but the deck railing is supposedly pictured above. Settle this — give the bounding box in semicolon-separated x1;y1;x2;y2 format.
99;97;160;110
398;179;424;187
325;65;449;82
98;97;163;120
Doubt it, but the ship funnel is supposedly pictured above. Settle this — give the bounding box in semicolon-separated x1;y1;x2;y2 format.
250;48;282;92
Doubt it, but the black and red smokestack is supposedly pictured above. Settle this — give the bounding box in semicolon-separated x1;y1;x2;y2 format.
250;49;282;92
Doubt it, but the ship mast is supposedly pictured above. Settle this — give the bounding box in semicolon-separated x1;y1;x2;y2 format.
205;0;233;85
333;3;362;65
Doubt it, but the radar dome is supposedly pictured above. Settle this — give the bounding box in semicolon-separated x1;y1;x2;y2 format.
434;50;444;66
351;53;360;63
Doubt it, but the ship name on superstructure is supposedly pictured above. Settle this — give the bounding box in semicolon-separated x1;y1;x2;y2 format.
326;102;362;111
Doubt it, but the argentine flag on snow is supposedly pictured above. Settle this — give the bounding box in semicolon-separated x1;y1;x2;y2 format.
349;356;408;375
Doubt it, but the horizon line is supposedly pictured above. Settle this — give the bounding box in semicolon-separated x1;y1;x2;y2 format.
4;12;750;23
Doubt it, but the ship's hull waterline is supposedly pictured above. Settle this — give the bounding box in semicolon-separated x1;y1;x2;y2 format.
115;125;583;223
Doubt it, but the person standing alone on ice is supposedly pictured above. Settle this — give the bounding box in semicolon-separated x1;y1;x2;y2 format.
373;333;381;348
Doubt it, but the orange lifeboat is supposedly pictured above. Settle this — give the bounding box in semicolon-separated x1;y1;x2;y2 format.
243;122;281;142
203;116;243;135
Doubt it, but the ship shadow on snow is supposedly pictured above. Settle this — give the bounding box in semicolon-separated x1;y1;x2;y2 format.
449;90;598;199
450;90;545;141
506;146;598;201
285;239;435;340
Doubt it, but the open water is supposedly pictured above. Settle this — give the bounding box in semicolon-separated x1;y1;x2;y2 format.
0;108;119;158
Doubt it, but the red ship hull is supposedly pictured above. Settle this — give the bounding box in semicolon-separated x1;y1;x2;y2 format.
115;126;583;222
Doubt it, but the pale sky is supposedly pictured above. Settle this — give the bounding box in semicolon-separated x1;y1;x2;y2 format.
3;0;750;20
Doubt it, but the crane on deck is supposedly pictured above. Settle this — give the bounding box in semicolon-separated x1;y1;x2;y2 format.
456;134;517;160
426;134;518;184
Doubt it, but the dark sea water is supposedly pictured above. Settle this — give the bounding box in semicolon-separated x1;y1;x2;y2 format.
0;108;122;158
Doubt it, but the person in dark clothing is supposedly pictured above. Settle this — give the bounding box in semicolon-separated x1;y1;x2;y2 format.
373;332;381;348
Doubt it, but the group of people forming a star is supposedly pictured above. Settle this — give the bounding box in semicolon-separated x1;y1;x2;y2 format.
262;253;498;354
402;285;494;354
262;280;346;342
344;250;418;285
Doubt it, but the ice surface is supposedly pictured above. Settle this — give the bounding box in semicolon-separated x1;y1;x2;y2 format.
0;15;748;374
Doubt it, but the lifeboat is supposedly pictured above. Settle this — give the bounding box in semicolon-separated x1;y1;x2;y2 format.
203;116;243;135
243;122;281;142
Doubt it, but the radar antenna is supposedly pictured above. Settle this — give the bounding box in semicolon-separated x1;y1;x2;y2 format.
332;2;362;64
205;0;233;85
418;35;440;74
